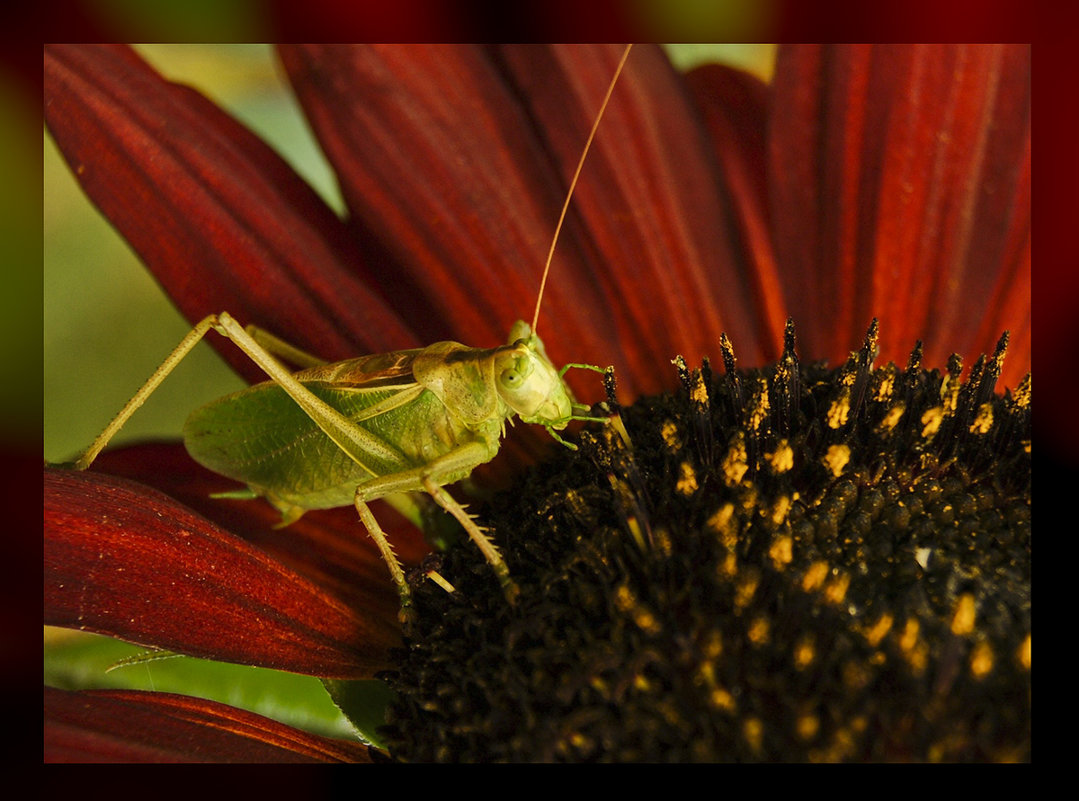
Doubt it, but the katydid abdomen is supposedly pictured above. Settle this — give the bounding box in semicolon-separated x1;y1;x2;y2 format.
184;354;505;516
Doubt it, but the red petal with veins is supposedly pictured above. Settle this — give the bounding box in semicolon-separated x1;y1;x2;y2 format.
85;443;430;623
770;44;1030;386
45;465;401;678
45;686;371;762
684;61;788;359
44;43;418;384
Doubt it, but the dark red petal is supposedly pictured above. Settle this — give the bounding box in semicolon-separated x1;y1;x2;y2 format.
44;686;371;763
684;62;788;359
87;443;428;624
770;44;1030;385
45;465;400;678
44;44;418;386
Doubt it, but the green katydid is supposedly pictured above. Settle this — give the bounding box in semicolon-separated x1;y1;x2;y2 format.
71;45;633;622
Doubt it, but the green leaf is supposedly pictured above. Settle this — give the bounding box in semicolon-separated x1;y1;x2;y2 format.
323;678;394;752
44;629;355;739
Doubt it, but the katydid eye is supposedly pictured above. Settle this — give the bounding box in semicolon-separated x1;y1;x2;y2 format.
500;355;533;388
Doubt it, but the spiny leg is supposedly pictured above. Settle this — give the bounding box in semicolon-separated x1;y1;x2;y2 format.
353;495;415;626
352;441;517;603
421;476;520;605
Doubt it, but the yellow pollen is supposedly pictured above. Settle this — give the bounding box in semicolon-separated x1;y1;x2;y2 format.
735;571;759;610
940;374;960;413
951;593;976;636
921;406;944;438
718;551;738;578
689;378;709;406
743;717;764;753
710;687;736;713
824;572;850;605
676;461;698;495
748;379;770;431
898;619;928;674
969;402;994;434
748;616;770;645
823;444;850;477
765;440;794;473
970;641;994;679
771;496;792;526
877;403;905;433
827;392;851;429
802;561;830;592
875;370;895;402
660;419;681;450
634;608;660;634
707;503;738;553
769;534;793;568
794;635;815;669
702;630;723;660
899;619;920;652
1013;375;1031;408
864;613;894;647
796;714;820;741
1018;634;1031;670
722;435;749;486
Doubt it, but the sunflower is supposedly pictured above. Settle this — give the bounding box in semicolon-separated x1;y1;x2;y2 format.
44;44;1029;762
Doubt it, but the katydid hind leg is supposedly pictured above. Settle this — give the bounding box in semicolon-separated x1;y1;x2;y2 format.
73;314;223;471
72;312;312;471
244;324;328;369
72;310;394;477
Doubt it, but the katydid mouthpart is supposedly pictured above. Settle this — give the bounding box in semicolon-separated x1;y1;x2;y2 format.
67;45;632;623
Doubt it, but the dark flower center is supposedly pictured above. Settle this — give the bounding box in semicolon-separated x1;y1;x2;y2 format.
378;321;1030;762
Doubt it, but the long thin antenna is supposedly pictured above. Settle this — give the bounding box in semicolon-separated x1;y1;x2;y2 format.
531;44;632;336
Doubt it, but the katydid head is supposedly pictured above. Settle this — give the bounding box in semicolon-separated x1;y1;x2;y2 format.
495;320;574;429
